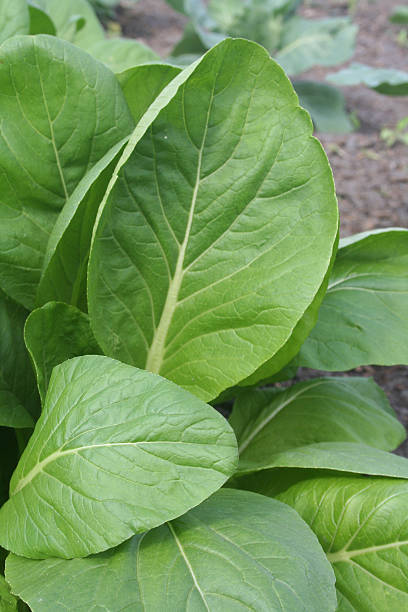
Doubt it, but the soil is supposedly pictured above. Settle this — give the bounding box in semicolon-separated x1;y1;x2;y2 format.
115;0;408;451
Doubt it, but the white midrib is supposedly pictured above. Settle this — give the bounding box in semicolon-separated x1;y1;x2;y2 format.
167;522;210;611
145;92;214;374
327;539;408;563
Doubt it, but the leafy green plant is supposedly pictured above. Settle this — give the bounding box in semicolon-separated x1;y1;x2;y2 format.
0;32;408;611
380;116;408;147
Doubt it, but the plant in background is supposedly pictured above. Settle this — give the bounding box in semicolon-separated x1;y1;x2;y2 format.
380;116;408;147
0;28;408;612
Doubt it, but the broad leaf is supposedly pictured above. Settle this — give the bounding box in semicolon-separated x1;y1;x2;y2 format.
0;355;238;559
297;228;408;371
0;35;133;309
276;17;357;76
327;63;408;96
33;0;104;48
0;0;29;45
231;378;405;468
278;475;408;610
28;2;56;35
88;38;338;402
87;38;159;73
0;292;37;428
38;63;194;310
294;81;353;133
0;574;18;612
24;302;101;404
5;489;337;611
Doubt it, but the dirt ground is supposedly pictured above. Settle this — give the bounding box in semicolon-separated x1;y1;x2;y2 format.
116;0;408;451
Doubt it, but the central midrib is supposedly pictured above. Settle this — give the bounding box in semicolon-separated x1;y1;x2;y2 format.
327;538;408;563
145;88;215;374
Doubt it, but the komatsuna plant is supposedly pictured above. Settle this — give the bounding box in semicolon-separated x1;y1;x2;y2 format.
0;33;408;610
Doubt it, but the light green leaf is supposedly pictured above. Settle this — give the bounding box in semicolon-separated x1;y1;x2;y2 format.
294;80;353;133
0;291;37;428
390;5;408;24
24;302;101;404
0;0;29;45
5;489;337;611
88;38;338;402
87;38;159;73
0;355;238;559
118;63;181;123
276;17;357;76
28;2;56;35
33;0;104;48
278;475;408;610
38;63;194;310
327;63;408;96
231;378;405;467
0;574;18;612
0;35;133;309
297;228;408;371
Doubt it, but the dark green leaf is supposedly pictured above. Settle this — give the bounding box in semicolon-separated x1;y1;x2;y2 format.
327;63;408;96
0;574;18;612
33;0;104;47
390;5;408;24
294;80;353;133
28;2;56;35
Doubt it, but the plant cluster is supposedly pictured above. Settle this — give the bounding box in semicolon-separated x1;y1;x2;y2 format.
0;6;408;612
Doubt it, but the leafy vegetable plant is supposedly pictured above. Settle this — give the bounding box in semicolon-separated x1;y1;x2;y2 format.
0;28;408;611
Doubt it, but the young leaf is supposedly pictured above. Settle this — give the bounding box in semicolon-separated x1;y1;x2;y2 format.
5;489;337;611
294;81;353;133
28;3;56;35
0;292;38;428
297;228;408;371
86;38;159;73
33;0;104;48
0;0;29;44
0;574;18;612
278;475;408;610
327;63;408;96
88;38;338;402
24;302;101;404
0;355;238;559
0;35;133;309
276;17;357;76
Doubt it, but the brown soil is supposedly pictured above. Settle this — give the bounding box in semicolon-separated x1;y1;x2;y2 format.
115;0;408;450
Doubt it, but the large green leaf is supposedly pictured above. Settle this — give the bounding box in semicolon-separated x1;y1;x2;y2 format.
33;0;104;48
38;63;193;310
0;35;133;309
87;38;159;73
88;38;338;402
327;63;408;96
0;292;37;428
24;302;101;404
5;489;337;611
276;17;357;76
298;229;408;371
278;475;408;610
0;0;29;44
0;574;18;612
0;355;237;559
294;80;353;133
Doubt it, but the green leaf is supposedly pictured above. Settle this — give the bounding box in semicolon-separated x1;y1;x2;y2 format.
327;63;408;96
294;80;353;133
0;292;37;428
276;17;357;76
88;38;338;402
28;2;56;35
0;35;133;309
0;574;18;612
33;0;104;48
0;428;19;507
118;63;181;123
0;0;29;45
24;302;101;404
87;38;159;73
390;5;408;24
297;228;408;371
5;489;337;611
0;355;238;559
38;63;194;310
278;475;408;610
